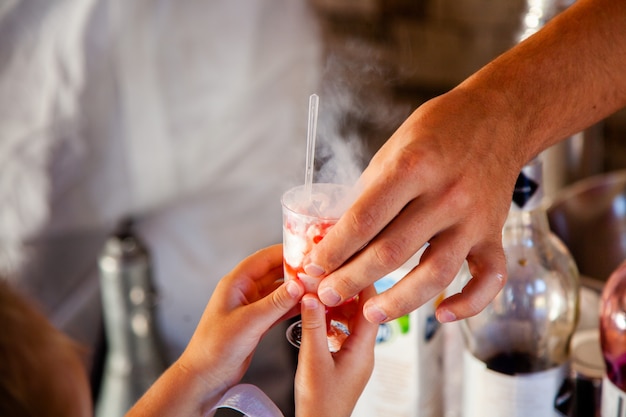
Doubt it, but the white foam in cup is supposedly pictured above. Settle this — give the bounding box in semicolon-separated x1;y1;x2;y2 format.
281;183;355;292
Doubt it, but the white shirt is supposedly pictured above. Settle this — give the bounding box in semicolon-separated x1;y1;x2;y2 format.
0;0;321;413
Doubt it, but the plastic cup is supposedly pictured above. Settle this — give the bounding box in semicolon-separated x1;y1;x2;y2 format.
282;183;357;352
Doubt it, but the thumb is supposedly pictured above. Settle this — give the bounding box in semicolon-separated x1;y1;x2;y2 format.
249;279;305;332
299;294;329;358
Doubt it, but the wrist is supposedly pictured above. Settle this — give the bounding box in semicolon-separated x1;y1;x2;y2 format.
126;359;227;417
455;70;536;171
424;85;528;188
172;358;230;414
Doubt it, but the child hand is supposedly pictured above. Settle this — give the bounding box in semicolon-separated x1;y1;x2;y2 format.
183;244;304;389
127;244;304;416
294;286;378;417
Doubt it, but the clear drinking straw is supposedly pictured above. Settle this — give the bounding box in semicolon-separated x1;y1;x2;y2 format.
304;94;319;200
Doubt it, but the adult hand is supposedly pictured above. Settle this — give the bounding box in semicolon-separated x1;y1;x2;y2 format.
307;88;523;324
295;286;378;417
306;0;626;325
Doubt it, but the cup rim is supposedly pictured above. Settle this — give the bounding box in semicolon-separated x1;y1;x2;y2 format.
281;183;353;221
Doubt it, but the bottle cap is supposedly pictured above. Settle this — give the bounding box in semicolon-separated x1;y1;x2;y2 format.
512;157;544;211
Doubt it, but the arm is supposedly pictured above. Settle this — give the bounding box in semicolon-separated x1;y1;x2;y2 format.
295;287;378;417
308;0;626;323
126;244;305;417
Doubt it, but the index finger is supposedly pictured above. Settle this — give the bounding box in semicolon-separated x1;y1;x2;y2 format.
305;166;414;278
221;244;284;287
214;244;285;308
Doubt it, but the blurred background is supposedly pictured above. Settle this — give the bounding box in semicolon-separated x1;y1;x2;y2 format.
313;0;626;180
1;0;624;416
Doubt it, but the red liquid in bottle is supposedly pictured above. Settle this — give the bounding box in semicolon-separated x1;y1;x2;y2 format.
600;263;626;392
600;262;626;417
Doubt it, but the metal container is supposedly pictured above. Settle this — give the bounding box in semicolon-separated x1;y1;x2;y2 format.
547;169;626;282
96;219;167;417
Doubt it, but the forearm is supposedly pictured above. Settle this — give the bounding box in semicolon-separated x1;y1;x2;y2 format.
459;0;626;164
125;360;226;417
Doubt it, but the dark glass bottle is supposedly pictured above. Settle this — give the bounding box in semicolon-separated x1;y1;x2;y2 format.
461;157;580;417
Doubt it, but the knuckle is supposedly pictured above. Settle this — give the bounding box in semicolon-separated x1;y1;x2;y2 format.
372;239;406;270
383;290;417;319
348;208;379;240
332;273;364;300
270;289;290;310
493;270;507;290
392;147;421;177
464;296;488;317
448;185;474;214
460;273;505;317
433;180;473;218
429;254;463;286
300;318;325;332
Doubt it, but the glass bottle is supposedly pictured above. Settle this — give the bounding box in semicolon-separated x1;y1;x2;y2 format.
95;219;168;417
600;261;626;417
461;157;580;417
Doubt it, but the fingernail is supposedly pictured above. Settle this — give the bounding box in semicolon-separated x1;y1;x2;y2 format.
285;280;301;298
364;303;388;323
436;309;456;323
304;263;325;277
318;287;341;306
302;296;319;310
